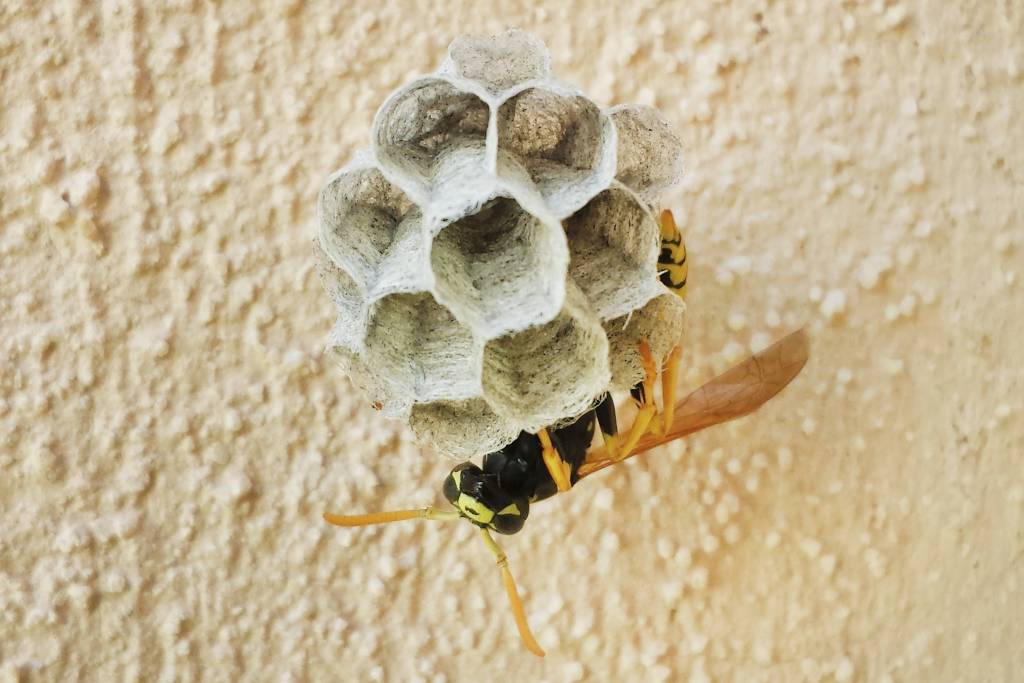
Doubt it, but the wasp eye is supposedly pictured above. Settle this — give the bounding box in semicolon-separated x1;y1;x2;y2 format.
491;498;529;535
443;462;478;505
442;473;459;504
492;515;524;535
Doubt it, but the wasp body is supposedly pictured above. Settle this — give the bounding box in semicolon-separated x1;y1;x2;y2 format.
440;394;615;535
325;211;809;657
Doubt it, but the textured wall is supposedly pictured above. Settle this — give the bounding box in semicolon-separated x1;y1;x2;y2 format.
1;2;1021;682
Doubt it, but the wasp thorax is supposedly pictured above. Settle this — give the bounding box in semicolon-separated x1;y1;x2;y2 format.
443;462;529;535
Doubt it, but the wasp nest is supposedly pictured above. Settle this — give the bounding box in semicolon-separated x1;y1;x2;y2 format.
316;29;686;458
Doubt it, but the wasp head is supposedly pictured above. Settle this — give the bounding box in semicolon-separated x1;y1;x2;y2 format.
442;462;529;535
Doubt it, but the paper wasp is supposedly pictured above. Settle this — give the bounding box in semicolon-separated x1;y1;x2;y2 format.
324;211;809;656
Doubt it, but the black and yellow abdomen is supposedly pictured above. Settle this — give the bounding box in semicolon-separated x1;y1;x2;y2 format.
657;209;687;299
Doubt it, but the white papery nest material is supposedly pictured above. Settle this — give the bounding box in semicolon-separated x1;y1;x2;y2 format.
315;29;687;458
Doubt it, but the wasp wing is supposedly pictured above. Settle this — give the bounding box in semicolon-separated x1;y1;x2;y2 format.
577;328;809;479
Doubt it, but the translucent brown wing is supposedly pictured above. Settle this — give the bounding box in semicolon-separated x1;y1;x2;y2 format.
577;329;810;479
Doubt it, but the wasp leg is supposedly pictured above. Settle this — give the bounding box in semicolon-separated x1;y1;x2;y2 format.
480;528;545;657
538;428;572;493
594;392;619;460
657;345;683;436
615;341;660;461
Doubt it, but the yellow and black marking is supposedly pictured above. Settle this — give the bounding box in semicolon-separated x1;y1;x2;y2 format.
657;209;687;299
442;463;529;535
323;327;813;660
538;428;572;493
652;210;686;436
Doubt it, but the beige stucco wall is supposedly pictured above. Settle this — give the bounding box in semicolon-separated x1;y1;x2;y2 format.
2;2;1021;681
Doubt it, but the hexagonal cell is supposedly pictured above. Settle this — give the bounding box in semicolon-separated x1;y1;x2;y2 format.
318;165;413;289
410;398;520;460
608;104;685;202
373;78;491;199
604;292;687;392
496;87;616;218
430;196;567;339
442;29;550;96
481;284;610;432
364;292;482;405
564;186;663;321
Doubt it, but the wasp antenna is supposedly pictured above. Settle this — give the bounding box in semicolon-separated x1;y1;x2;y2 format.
479;528;545;657
323;507;460;527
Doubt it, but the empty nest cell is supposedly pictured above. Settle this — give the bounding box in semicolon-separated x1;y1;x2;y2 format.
481;285;609;431
443;29;551;96
318;166;413;289
496;87;615;218
364;292;481;405
373;78;491;196
564;187;662;321
430;196;567;339
609;105;686;202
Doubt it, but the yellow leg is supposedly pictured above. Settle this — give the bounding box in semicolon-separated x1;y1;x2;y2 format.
615;341;660;461
600;431;619;461
538;428;572;492
617;406;655;461
658;345;682;436
480;528;545;657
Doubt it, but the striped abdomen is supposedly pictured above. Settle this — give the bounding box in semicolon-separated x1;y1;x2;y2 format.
657;209;687;299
